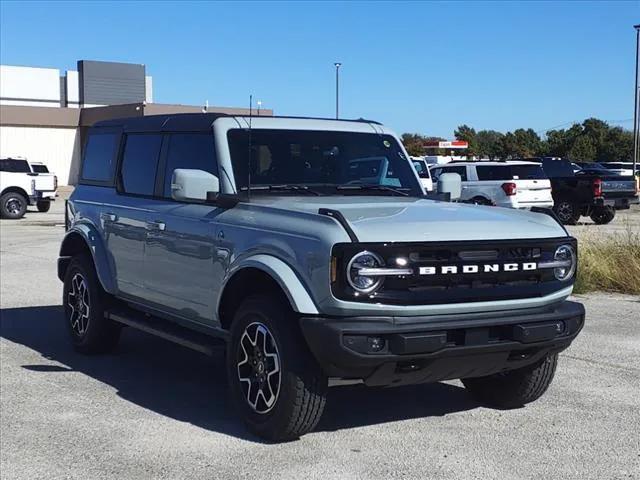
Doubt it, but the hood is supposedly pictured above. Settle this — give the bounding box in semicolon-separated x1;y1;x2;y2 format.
249;196;568;242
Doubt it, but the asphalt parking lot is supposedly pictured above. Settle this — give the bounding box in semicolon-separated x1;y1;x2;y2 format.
1;200;639;480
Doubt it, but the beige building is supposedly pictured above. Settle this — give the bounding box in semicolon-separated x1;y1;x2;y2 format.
0;61;272;185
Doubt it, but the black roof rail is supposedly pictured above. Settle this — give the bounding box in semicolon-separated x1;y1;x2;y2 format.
92;113;383;132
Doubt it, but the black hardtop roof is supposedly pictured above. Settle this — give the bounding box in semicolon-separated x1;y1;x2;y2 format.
92;113;381;133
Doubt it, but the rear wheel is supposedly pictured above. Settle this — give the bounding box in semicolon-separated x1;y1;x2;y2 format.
589;206;615;225
0;192;28;219
36;200;51;212
63;254;121;354
226;294;327;441
462;353;558;408
471;196;492;206
553;200;580;225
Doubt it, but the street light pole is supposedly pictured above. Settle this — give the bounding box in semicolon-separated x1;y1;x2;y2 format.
334;62;342;119
633;25;640;177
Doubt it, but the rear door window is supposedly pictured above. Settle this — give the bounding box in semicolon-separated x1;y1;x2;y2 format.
81;132;120;183
120;134;163;196
162;133;218;198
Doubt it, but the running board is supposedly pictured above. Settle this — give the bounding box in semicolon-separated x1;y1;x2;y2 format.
106;308;224;356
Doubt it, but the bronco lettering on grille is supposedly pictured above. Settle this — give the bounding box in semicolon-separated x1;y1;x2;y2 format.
419;262;537;275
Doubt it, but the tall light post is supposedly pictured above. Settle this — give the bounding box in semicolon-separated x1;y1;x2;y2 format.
334;62;342;119
633;24;639;177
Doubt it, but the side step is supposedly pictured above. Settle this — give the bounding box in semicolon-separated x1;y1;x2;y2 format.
106;307;225;356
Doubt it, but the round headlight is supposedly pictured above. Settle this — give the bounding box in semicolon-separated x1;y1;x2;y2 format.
347;251;385;294
554;244;576;281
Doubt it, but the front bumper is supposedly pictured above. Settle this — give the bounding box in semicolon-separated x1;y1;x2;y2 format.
300;300;585;387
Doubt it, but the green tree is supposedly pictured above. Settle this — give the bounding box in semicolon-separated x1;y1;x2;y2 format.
567;135;596;161
475;130;504;160
454;124;477;156
401;133;426;156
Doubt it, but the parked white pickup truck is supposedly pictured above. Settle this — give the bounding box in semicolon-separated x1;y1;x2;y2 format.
0;157;58;218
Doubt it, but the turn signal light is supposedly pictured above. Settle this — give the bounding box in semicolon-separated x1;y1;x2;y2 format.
501;182;517;196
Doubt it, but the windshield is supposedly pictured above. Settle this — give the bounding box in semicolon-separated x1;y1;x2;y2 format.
227;129;421;196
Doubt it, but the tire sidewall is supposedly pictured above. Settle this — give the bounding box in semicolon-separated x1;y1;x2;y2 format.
226;296;313;437
590;207;615;224
37;200;51;212
554;200;579;224
1;193;27;219
63;255;105;349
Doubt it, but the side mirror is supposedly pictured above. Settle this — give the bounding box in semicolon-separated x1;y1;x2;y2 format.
171;169;219;202
437;172;462;201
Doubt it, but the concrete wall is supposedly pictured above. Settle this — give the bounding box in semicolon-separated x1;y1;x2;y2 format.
0;125;81;185
0;65;61;107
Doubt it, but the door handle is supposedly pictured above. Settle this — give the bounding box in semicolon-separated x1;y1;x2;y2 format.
100;212;117;222
146;220;166;231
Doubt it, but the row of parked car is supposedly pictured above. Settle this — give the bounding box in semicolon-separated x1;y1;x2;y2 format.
0;157;58;219
412;157;639;225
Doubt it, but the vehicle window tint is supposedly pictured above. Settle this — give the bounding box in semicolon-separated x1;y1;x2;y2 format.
430;168;442;181
442;166;467;181
541;159;574;177
509;165;546;179
477;166;510;181
163;133;218;197
30;164;49;173
81;133;119;182
120;134;162;196
0;159;31;173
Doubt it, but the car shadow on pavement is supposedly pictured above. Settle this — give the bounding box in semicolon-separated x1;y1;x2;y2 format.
1;305;480;442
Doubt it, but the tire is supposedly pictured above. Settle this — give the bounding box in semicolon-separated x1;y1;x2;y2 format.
37;200;51;213
226;294;327;441
471;196;492;206
63;254;121;354
0;192;28;219
462;353;558;409
553;200;580;225
589;206;615;225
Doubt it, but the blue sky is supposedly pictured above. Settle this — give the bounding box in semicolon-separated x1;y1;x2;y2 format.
0;1;637;137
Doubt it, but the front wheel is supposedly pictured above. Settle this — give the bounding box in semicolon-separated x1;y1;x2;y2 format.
227;295;327;441
37;200;51;212
0;192;28;219
462;353;558;408
63;254;121;354
553;200;580;225
590;206;615;225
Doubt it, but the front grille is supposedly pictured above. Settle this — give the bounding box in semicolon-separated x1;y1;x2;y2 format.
332;237;576;305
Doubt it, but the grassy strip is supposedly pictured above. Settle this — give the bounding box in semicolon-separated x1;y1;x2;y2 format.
574;226;640;295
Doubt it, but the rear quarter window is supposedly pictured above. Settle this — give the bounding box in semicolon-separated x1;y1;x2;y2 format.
81;132;120;183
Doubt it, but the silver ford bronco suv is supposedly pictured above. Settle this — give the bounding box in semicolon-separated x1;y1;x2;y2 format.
58;113;585;441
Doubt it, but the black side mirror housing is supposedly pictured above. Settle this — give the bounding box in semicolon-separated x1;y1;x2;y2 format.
206;192;241;209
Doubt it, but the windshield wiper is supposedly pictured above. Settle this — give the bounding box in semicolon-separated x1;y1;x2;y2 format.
241;184;322;196
336;184;410;196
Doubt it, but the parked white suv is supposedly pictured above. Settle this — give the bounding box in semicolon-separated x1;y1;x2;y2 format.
0;157;57;218
430;161;554;209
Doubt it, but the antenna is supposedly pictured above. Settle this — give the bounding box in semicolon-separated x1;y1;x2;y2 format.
247;94;253;202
